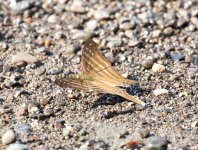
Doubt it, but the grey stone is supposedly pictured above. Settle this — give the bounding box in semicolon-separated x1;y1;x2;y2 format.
171;54;185;62
139;129;150;138
142;57;154;69
14;124;32;134
146;136;169;150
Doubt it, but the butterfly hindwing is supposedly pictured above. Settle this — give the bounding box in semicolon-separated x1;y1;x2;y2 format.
55;77;105;93
55;77;90;91
90;79;146;106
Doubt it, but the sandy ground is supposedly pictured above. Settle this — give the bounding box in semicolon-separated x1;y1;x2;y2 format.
0;0;197;150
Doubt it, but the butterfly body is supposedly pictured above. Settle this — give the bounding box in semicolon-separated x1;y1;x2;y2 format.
55;39;146;106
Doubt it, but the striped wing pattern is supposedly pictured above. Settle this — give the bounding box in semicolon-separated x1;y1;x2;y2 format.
55;39;145;106
82;39;111;75
55;77;105;93
82;39;139;86
55;77;89;91
90;79;146;106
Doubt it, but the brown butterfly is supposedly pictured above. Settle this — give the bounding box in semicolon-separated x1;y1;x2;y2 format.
55;39;146;106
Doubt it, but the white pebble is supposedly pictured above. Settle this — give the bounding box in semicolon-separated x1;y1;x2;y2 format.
6;143;30;150
191;121;198;128
153;89;169;96
2;129;16;145
86;20;97;31
94;10;110;20
12;53;38;65
152;63;166;73
47;15;58;23
72;30;93;41
70;0;86;13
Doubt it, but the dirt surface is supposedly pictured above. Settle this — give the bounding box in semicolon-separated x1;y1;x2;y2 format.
0;0;198;150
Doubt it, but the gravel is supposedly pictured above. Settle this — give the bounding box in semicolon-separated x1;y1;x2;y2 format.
0;0;197;149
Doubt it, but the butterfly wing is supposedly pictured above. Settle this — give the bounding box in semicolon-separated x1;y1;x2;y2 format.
82;39;139;86
90;79;146;106
82;39;111;75
55;77;105;93
55;77;90;91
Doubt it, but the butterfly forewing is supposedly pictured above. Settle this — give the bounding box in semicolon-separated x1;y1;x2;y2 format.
82;39;111;75
82;39;139;86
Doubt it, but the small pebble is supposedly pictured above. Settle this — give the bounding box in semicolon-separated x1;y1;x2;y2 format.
191;121;198;128
190;17;198;26
47;15;58;23
86;20;97;31
185;55;192;63
67;93;75;99
152;30;161;38
54;31;65;40
125;30;133;38
47;68;62;75
142;57;154;69
191;144;198;150
128;39;140;47
65;43;80;55
10;0;33;12
2;129;16;145
107;37;122;48
0;42;8;51
73;30;93;41
163;27;173;36
145;136;169;150
171;54;185;62
40;98;49;105
153;89;169;96
43;108;54;116
139;129;150;138
28;103;40;115
63;126;74;138
6;143;30;150
152;63;166;73
14;124;32;134
94;10;110;20
120;22;133;30
44;39;52;47
70;0;86;13
12;53;38;65
54;120;65;130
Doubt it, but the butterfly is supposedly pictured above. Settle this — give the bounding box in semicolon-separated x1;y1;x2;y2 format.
55;39;146;106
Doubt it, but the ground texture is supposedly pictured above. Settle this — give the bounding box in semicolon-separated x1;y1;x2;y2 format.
0;0;198;150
